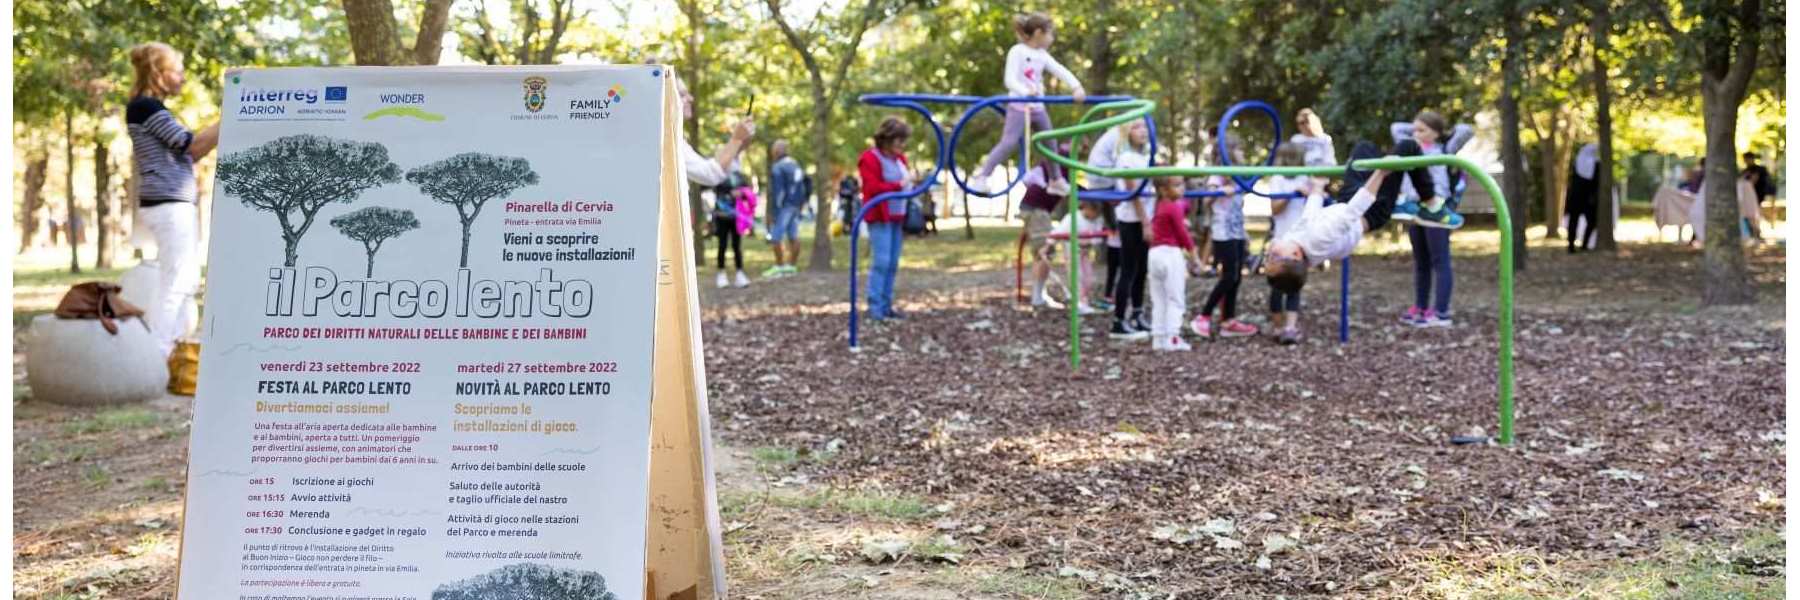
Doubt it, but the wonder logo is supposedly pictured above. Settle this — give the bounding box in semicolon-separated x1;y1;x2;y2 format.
523;76;548;113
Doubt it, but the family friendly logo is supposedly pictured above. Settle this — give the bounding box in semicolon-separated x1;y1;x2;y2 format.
568;84;624;121
523;76;549;113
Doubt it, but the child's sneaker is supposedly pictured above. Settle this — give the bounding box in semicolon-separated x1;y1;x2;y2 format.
1038;292;1065;310
1190;315;1213;339
1046;179;1071;196
1417;309;1454;328
716;271;730;289
1414;204;1465;229
1399;306;1423;326
1077;303;1101;316
1219;320;1258;338
966;173;995;195
1162;335;1193;352
1093;298;1115;312
1277;326;1301;345
1390;199;1420;222
1131;311;1152;333
734;270;751;288
762;265;786;278
1109;320;1149;341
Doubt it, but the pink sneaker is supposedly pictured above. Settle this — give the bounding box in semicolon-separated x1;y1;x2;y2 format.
1399;306;1423;326
1190;316;1213;338
1219;320;1258;338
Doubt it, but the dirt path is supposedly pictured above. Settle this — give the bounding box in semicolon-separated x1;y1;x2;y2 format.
10;237;1784;598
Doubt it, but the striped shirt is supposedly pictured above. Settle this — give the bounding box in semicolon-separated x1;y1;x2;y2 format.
127;96;197;205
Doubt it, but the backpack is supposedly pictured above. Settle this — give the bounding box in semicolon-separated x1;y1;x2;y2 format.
903;198;926;234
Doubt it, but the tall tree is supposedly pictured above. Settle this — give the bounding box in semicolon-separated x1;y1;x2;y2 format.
406;153;540;268
457;0;587;65
674;0;715;265
331;206;421;277
341;0;455;65
1589;0;1618;251
766;0;900;272
94;135;114;269
1499;0;1530;271
20;151;49;254
1652;0;1776;305
64;110;81;274
216;135;403;267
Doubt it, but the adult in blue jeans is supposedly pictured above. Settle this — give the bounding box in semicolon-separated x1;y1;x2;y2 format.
857;117;914;321
764;140;808;277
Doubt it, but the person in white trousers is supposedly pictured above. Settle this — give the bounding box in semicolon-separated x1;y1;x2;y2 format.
1145;176;1201;351
126;42;219;355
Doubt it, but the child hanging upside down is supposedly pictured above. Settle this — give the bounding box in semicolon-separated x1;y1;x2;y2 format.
1263;141;1411;332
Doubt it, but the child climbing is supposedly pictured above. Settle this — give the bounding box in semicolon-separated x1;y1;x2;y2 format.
1147;176;1202;351
967;11;1085;196
1389;110;1474;327
1191;176;1257;340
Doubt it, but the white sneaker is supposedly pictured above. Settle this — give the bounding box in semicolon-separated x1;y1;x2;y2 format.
716;272;729;289
1077;303;1100;315
1046;179;1071;196
1037;292;1065;310
734;270;751;288
1164;336;1193;352
966;173;995;195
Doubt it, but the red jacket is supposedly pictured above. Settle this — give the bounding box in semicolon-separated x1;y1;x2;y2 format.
858;147;909;223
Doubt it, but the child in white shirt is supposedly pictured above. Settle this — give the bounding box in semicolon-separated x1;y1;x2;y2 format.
1043;201;1109;314
968;12;1085;196
1265;141;1402;337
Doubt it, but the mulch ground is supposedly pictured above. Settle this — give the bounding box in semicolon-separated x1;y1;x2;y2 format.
701;241;1786;597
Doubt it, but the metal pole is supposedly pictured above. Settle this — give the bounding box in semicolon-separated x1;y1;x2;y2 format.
1338;257;1350;344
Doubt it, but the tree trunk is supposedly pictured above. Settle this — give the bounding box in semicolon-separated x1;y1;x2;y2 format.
65;110;81;274
1591;0;1618;251
1083;0;1117;95
285;237;300;267
1693;0;1760;306
459;220;473;268
1540;111;1561;239
1698;89;1753;304
343;0;406;65
960;185;974;240
808;96;835;271
94;135;113;269
21;152;48;254
676;0;708;265
366;251;376;278
413;0;454;65
1499;6;1528;272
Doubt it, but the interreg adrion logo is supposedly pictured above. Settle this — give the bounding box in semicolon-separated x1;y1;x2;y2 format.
523;76;549;113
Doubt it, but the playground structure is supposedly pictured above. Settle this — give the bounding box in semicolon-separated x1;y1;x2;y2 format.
848;94;1516;445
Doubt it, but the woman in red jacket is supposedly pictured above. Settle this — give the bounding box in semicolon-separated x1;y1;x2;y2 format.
858;116;913;321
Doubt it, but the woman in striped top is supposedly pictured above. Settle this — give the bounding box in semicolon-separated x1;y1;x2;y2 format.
127;42;219;355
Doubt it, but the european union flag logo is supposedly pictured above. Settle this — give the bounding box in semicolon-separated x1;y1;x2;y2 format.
324;86;348;102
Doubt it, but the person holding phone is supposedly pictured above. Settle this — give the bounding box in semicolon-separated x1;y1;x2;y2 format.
674;74;753;188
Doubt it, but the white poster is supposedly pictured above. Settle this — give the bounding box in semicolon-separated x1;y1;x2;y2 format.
178;65;665;600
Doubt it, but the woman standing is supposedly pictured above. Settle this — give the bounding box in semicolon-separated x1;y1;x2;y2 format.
858;117;913;321
127;42;219;356
1565;144;1600;253
1289;108;1337;167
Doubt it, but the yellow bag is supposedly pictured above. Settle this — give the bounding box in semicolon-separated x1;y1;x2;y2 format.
830;221;845;238
168;339;200;396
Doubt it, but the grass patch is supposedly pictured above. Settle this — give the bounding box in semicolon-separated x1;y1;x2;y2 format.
82;463;111;489
140;477;171;494
1412;529;1784;599
748;445;838;473
13;265;129;288
64;408;163;435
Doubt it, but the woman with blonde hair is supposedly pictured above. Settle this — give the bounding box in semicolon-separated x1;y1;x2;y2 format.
126;42;219;355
